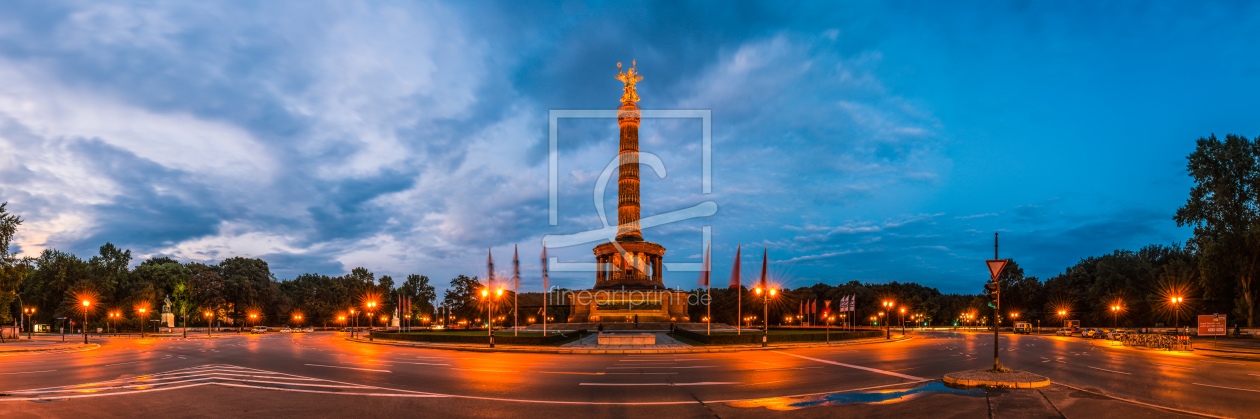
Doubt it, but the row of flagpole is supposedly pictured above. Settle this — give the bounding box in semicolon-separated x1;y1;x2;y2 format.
697;243;863;334
469;242;862;337
481;244;552;336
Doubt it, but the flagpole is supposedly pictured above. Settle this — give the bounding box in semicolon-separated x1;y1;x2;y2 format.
513;245;519;337
542;242;548;338
736;244;741;335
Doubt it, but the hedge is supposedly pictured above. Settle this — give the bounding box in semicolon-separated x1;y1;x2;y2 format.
370;330;587;345
673;328;883;345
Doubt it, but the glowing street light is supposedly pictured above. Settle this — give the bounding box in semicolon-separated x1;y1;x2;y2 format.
138;307;149;338
81;300;91;344
882;301;894;339
22;307;36;339
204;311;214;337
366;301;378;341
482;287;503;347
1170;296;1184;329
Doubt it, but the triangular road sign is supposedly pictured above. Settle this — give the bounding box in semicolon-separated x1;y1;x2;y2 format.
986;259;1009;280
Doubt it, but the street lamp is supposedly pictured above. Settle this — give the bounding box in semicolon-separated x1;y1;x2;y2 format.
753;286;776;347
1170;297;1183;330
1057;310;1067;330
899;307;906;336
81;300;91;344
349;308;357;338
1110;305;1121;329
482;287;503;347
204;311;213;337
138;307;149;338
366;301;378;341
23;307;35;339
882;301;894;339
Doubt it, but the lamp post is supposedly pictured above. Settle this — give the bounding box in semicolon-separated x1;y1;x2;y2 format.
882;301;893;339
203;311;213;337
1057;310;1067;330
23;307;35;339
349;309;357;338
482;287;503;347
1111;305;1120;329
138;307;148;338
754;286;776;347
899;307;906;336
81;300;91;344
1170;297;1183;331
366;301;378;341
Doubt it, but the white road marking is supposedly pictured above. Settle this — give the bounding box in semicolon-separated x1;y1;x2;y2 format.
772;351;927;380
1203;361;1245;366
1193;383;1260;393
305;364;390;372
1086;366;1130;375
0;370;57;375
579;382;737;386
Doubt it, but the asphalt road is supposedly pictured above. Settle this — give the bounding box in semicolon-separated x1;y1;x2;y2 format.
1;330;1257;418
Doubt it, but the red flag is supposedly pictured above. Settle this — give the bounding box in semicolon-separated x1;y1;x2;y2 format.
728;245;742;289
541;245;549;290
799;300;803;316
512;245;521;290
698;244;711;288
486;248;495;288
758;248;768;290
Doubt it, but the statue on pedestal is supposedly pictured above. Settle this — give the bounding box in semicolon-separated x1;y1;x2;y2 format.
161;294;175;328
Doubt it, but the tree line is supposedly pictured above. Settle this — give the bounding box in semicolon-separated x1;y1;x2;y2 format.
1;133;1257;330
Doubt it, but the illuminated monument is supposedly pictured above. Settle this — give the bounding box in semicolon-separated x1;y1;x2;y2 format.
568;61;690;323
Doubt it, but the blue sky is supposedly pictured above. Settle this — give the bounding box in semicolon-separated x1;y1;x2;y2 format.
1;1;1258;294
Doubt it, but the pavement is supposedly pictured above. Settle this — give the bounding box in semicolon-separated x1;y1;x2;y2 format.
0;330;1256;418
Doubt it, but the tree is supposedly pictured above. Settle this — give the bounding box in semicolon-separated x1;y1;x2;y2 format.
189;263;227;321
400;274;437;321
1174;134;1260;326
218;257;274;323
444;275;483;326
0;203;26;324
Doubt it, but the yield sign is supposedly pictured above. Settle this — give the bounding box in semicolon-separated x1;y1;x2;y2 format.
986;259;1009;280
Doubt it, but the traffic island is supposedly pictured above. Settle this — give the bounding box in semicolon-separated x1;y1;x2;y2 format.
943;369;1050;389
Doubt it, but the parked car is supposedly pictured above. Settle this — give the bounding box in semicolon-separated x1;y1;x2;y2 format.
280;328;292;333
1079;328;1095;338
1107;330;1128;340
250;326;267;334
1056;328;1072;336
1091;329;1110;339
303;327;314;333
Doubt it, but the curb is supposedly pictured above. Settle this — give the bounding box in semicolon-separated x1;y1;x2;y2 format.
943;371;1050;389
344;335;913;354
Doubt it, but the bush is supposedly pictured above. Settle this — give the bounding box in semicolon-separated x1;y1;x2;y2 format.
674;328;882;345
370;330;586;345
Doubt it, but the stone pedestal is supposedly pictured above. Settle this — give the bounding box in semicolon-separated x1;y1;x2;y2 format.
161;313;175;328
598;333;656;345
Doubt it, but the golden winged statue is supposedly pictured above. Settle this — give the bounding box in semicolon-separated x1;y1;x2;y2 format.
615;60;643;103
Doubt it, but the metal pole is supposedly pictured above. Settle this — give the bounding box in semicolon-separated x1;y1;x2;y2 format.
993;232;1000;371
761;293;768;347
84;309;88;345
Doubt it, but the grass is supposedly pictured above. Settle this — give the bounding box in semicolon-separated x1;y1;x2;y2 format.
705;329;872;336
393;331;551;337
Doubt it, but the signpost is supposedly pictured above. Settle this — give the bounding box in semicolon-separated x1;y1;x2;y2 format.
1198;314;1226;336
984;232;1009;372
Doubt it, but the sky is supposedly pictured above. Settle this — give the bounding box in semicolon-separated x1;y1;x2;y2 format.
2;1;1259;295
